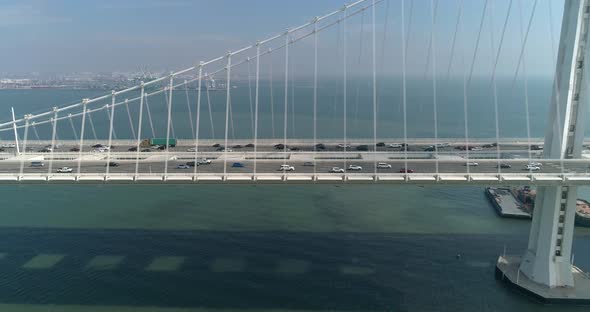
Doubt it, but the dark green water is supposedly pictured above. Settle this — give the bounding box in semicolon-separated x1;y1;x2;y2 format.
0;184;589;311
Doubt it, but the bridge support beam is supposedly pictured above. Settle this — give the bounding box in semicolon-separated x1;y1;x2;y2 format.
496;0;590;303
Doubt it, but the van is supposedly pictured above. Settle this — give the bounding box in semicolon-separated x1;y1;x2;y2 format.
30;161;44;167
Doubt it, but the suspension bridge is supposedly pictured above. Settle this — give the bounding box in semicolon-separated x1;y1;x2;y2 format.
1;0;590;301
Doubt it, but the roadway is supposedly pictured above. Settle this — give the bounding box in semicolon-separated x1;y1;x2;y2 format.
0;159;586;175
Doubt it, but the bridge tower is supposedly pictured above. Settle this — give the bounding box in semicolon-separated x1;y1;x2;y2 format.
519;0;589;288
497;0;590;300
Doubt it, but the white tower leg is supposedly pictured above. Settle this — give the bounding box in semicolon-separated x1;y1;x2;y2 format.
519;0;590;288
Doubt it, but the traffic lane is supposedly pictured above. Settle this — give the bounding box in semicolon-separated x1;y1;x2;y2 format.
0;160;582;175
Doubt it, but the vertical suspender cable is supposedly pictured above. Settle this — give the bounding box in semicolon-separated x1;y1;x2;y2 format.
269;50;276;139
145;94;156;138
125;99;136;140
343;6;348;179
291;52;296;138
134;84;145;178
105;92;116;177
205;79;215;140
355;11;365;127
254;44;261;177
401;0;408;178
194;64;204;179
47;108;58;176
223;53;232;177
19;118;29;177
313;18;319;178
546;0;564;174
489;0;512;175
185;81;195;140
164;75;174;178
518;0;533;174
248;59;255;136
283;34;290;178
372;0;377;177
77;100;87;175
431;0;439;176
460;1;469;176
68;114;78;141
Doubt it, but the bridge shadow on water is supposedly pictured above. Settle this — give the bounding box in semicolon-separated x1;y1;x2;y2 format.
0;227;588;311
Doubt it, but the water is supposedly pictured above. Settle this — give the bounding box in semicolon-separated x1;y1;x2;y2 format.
0;78;569;140
1;84;590;311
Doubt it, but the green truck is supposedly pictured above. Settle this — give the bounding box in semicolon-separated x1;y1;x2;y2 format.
148;138;177;147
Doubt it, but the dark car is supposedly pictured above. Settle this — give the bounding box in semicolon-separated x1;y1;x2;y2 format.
424;146;435;152
216;146;225;151
531;145;543;150
356;145;369;151
128;147;138;152
141;149;151;152
232;162;244;168
497;163;512;169
315;143;326;150
376;142;386;147
212;143;221;147
233;144;243;149
105;162;120;167
274;144;286;150
0;148;5;152
245;143;255;148
91;144;104;148
399;168;414;173
39;148;51;153
186;161;196;167
70;147;80;152
289;146;300;151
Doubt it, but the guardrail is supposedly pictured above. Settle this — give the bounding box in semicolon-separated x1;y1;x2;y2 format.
0;172;589;185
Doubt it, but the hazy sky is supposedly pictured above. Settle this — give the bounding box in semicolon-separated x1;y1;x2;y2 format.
0;0;564;78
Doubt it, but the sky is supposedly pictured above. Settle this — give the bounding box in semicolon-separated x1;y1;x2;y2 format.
0;0;565;78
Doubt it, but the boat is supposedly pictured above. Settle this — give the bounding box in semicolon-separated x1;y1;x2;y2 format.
576;199;590;227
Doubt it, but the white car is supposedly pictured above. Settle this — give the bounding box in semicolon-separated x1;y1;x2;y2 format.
529;162;543;167
198;159;212;165
437;143;451;147
57;167;73;173
526;165;541;171
465;162;479;166
330;167;345;173
348;165;363;171
471;147;483;151
96;148;107;153
337;143;352;148
377;163;392;169
388;143;402;148
176;164;191;169
187;147;196;152
279;164;295;171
